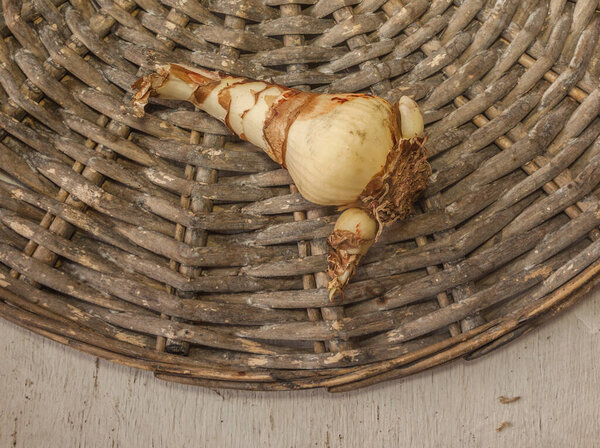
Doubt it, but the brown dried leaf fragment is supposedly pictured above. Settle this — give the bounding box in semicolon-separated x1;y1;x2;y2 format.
496;421;512;432
498;395;521;404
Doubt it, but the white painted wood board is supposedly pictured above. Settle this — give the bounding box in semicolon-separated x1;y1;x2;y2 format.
1;288;599;447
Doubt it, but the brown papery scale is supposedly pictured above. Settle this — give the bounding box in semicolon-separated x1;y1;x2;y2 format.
131;63;430;301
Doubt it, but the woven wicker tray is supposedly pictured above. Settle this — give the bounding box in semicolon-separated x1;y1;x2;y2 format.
1;0;599;391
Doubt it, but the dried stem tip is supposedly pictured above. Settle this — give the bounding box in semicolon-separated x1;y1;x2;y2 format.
327;208;377;302
129;64;431;302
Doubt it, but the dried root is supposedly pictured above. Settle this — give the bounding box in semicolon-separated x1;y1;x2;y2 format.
359;137;430;236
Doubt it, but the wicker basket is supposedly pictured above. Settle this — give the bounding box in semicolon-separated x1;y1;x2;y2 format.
0;0;599;392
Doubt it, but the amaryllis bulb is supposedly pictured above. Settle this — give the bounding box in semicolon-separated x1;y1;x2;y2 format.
131;63;430;301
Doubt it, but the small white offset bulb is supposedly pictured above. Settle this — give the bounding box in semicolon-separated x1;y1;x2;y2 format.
398;96;424;139
333;208;377;255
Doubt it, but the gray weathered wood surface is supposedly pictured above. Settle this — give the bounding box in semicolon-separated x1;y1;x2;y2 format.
1;288;599;447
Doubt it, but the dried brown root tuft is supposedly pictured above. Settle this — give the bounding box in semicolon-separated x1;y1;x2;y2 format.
358;137;430;236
